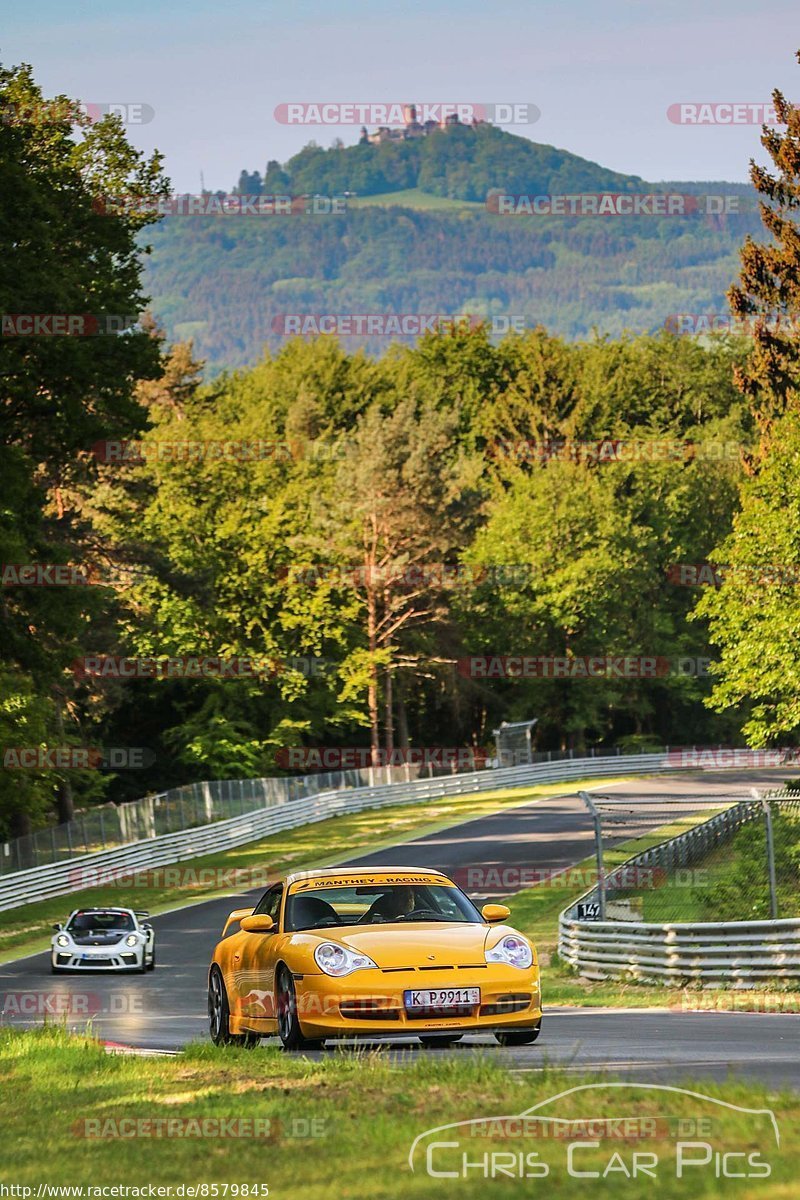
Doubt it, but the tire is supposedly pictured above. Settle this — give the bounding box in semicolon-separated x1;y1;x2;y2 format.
418;1034;464;1048
139;951;148;974
146;946;156;972
208;966;260;1047
277;967;324;1052
494;1022;541;1046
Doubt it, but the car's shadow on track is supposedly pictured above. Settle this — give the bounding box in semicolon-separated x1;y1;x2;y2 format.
281;1036;505;1057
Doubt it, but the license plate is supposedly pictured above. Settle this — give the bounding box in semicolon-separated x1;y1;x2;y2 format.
404;987;480;1008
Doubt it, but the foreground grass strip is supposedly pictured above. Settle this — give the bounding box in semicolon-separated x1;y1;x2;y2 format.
0;775;635;963
0;1027;795;1198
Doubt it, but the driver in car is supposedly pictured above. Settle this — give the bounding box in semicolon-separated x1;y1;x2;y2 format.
362;886;417;923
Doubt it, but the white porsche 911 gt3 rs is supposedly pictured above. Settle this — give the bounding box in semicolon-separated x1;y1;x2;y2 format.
51;907;156;973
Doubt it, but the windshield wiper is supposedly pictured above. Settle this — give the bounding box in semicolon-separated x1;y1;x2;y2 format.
394;914;450;922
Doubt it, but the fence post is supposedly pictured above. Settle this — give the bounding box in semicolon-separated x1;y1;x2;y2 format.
579;790;605;920
754;789;778;920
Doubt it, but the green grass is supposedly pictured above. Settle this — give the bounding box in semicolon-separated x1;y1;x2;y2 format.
0;1026;795;1197
503;807;800;1008
347;187;483;211
603;809;800;925
0;776;633;965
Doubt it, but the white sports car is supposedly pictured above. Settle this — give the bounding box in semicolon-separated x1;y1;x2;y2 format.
51;907;156;973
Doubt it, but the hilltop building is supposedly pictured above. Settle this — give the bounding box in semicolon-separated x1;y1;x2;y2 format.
359;104;485;146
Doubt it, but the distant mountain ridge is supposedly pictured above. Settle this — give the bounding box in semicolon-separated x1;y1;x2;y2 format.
141;127;760;373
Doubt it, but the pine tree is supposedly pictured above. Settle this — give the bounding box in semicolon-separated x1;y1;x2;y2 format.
728;50;800;438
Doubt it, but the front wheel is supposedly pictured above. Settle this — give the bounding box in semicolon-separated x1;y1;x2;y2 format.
419;1034;463;1048
277;968;324;1052
208;966;260;1047
494;1022;541;1046
146;947;156;971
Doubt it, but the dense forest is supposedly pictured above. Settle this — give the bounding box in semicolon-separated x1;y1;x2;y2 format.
3;61;800;842
144;201;762;372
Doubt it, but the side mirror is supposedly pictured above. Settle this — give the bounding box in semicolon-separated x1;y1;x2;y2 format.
221;906;255;938
481;903;510;923
52;923;62;931
240;914;275;934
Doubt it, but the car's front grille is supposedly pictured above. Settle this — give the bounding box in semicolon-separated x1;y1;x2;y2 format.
381;964;487;974
77;957;113;966
480;994;532;1016
121;954;137;964
340;1005;401;1021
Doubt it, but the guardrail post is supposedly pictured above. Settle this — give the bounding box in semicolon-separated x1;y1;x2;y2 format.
753;788;778;920
579;790;605;920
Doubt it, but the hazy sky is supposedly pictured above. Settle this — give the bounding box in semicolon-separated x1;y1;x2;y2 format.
4;0;798;191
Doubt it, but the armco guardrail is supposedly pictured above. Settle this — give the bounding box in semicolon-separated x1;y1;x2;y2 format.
0;746;636;875
558;915;800;983
1;750;681;912
559;799;800;983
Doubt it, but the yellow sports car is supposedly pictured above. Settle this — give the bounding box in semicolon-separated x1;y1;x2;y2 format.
208;866;542;1050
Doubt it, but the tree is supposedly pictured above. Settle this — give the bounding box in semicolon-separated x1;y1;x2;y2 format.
236;170;262;195
297;394;483;760
695;411;800;744
698;50;800;745
728;50;800;437
0;62;168;835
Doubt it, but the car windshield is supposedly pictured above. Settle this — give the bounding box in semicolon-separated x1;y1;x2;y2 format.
285;884;482;931
67;911;135;934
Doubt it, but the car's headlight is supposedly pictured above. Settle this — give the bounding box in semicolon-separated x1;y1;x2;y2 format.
314;942;377;977
485;935;533;970
55;934;70;948
125;934;139;947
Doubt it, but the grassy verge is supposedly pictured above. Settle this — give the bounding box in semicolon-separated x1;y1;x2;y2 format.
0;1026;795;1197
0;776;634;965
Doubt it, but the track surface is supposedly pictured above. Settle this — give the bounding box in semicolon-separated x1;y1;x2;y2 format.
1;768;798;1086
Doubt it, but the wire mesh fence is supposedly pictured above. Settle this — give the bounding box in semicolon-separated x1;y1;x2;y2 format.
578;788;800;924
0;744;652;877
0;768;390;875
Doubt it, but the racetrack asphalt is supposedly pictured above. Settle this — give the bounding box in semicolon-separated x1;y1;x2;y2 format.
1;768;798;1087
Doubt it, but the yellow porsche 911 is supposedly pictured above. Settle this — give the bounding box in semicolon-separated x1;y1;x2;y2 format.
208;866;542;1050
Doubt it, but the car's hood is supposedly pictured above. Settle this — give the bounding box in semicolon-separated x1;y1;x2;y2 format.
324;923;492;967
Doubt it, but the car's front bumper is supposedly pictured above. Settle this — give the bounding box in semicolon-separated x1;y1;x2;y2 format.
51;947;143;971
233;965;542;1039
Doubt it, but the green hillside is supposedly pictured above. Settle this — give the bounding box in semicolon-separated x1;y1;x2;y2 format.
143;203;759;372
244;123;648;202
142;128;760;372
